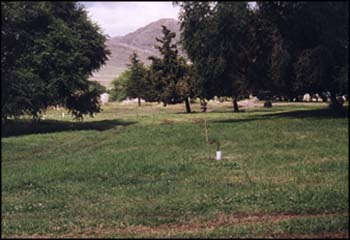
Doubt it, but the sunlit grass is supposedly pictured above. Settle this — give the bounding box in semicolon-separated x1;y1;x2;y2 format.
1;101;348;238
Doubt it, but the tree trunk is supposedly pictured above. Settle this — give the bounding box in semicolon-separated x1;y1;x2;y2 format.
330;92;342;111
233;97;239;112
138;97;141;107
200;98;207;112
2;116;7;123
330;93;337;104
264;100;272;108
185;97;191;113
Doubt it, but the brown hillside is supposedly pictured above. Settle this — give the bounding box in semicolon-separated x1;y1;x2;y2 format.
90;18;181;88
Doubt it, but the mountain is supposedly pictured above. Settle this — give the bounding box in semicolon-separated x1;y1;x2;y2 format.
90;18;181;88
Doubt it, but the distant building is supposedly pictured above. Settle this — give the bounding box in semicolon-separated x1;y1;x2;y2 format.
100;93;109;104
121;97;145;104
303;93;311;102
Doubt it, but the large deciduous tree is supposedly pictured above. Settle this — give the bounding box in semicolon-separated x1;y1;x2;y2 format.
212;1;252;112
176;2;252;112
256;1;349;107
176;1;348;110
109;70;131;102
1;1;110;120
175;1;217;103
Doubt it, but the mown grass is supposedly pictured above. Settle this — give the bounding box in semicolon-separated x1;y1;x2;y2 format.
1;101;349;238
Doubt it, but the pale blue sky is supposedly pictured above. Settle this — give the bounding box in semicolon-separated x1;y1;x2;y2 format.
80;2;180;37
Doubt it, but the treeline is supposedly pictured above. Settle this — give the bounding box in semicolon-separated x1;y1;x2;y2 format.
1;2;348;120
111;1;348;113
110;26;195;112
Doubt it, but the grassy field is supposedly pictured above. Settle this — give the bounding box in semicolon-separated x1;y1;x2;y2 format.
1;100;349;238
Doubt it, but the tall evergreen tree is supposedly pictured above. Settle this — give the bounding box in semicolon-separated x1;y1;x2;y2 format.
125;53;147;106
148;26;194;113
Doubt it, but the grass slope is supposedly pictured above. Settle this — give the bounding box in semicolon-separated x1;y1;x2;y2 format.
1;101;349;238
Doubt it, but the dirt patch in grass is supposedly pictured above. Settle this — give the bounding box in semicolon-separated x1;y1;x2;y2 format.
9;212;348;238
161;119;175;125
174;211;348;234
189;118;204;124
275;232;349;239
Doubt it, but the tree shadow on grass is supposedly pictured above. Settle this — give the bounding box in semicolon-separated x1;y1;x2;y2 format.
175;111;202;114
214;106;348;124
1;119;136;138
267;106;348;119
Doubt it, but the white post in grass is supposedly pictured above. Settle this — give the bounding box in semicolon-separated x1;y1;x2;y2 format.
216;150;222;161
216;142;222;160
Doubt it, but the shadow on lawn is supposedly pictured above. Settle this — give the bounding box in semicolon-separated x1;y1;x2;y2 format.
1;119;136;137
214;106;348;124
175;111;202;114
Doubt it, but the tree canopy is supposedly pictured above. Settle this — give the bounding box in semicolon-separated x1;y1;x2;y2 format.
1;1;110;120
257;1;349;103
175;1;349;109
148;25;194;112
125;53;148;106
176;2;253;112
109;70;131;102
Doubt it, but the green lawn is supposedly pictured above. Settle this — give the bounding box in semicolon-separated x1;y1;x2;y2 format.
1;101;349;238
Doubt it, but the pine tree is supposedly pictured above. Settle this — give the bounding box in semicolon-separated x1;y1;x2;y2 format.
148;26;194;113
125;53;147;106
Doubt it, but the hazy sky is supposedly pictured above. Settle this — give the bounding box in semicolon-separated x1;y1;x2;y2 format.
80;2;180;37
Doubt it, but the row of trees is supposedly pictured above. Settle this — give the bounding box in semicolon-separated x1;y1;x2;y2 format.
2;2;348;119
111;1;348;113
111;26;195;113
1;2;110;120
175;1;348;111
